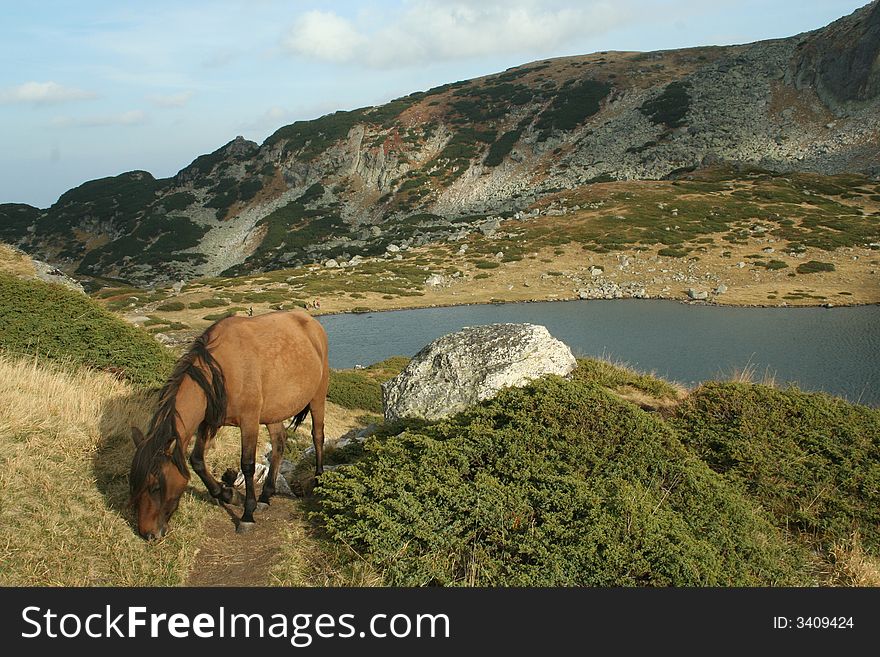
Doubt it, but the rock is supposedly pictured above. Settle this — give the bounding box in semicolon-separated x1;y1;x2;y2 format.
590;267;604;277
715;284;728;295
31;259;86;294
479;218;501;236
336;426;377;450
386;243;400;253
425;274;446;287
687;288;709;300
324;259;339;268
153;332;174;345
382;324;577;421
276;474;294;496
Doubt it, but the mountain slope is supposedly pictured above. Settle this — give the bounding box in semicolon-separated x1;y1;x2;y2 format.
1;2;878;286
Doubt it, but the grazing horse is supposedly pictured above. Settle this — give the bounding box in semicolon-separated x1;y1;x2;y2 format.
128;311;329;539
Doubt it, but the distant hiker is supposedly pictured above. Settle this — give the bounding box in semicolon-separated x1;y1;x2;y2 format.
247;306;254;317
314;298;321;309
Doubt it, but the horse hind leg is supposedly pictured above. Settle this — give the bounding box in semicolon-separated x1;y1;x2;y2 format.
310;396;326;477
236;418;260;533
257;422;286;510
190;427;234;504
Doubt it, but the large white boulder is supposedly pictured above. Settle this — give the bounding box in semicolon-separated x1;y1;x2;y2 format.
382;323;577;421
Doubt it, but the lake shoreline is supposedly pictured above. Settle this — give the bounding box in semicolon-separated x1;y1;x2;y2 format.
309;292;880;319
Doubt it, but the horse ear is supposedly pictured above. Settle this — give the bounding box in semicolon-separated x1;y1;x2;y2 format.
131;426;146;447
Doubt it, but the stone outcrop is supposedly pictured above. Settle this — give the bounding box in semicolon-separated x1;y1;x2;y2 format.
382;323;577;421
789;1;880;109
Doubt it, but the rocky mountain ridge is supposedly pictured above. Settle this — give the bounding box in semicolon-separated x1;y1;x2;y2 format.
1;2;878;287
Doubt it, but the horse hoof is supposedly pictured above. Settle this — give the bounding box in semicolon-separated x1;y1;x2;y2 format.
256;501;269;512
236;521;256;534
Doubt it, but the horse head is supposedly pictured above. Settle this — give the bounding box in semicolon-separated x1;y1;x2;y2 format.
129;426;190;540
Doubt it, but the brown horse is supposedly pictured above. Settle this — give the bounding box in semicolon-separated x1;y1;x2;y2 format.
128;310;329;539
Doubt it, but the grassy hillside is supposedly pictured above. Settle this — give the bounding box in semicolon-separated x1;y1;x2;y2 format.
0;273;875;587
0;272;174;387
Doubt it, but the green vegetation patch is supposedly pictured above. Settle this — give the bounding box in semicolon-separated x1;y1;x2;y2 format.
0;273;174;387
327;357;409;413
156;300;186;312
639;81;691;128
535;79;611;133
318;376;804;586
796;260;835;274
484;129;523;167
571;359;681;400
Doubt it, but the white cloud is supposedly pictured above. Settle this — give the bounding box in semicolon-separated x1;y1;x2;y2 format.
281;1;634;68
147;91;194;108
51;110;147;128
0;81;95;105
282;10;366;62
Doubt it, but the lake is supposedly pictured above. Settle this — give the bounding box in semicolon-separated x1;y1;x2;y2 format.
318;300;880;406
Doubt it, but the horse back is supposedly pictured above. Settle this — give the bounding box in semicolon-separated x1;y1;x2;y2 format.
208;311;328;424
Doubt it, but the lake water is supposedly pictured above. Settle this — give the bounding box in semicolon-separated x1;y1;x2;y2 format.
318;300;880;407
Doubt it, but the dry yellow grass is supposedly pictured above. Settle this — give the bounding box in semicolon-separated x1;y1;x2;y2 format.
0;243;36;278
813;531;880;587
0;354;229;585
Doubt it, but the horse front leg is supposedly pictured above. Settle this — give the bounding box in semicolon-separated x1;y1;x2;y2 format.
236;420;260;534
189;428;235;504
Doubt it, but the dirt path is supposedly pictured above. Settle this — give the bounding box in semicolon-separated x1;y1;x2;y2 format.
185;496;304;587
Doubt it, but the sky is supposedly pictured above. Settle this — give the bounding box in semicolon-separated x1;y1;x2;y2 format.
0;0;868;208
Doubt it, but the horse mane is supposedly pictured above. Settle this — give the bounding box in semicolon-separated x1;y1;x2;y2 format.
129;327;227;499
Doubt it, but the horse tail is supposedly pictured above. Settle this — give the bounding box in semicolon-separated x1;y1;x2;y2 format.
287;405;310;433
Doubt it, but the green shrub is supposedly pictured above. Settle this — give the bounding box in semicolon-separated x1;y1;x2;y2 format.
317;377;804;586
639;81;691;128
571;358;681;400
188;297;228;309
535;79;611;132
474;260;500;269
328;371;384;413
156;301;186;312
327;357;409;413
484;129;522;167
673;383;880;555
796;260;835;274
202;308;245;322
658;246;690;258
0;273;174;387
